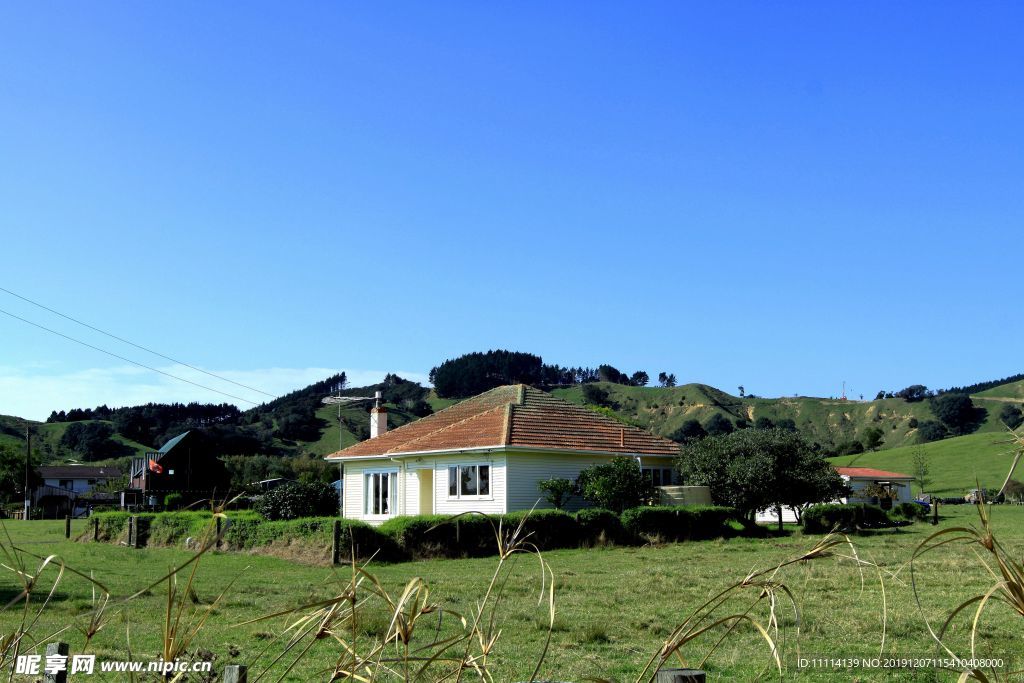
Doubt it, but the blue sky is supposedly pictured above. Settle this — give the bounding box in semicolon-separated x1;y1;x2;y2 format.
2;2;1023;419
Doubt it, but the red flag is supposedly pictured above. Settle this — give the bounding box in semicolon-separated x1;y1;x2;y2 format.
148;459;164;475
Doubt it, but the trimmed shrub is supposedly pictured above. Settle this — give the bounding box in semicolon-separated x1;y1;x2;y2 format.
801;503;895;533
163;493;184;510
620;505;736;542
254;482;339;520
575;507;625;545
93;511;135;541
379;514;495;559
892;502;928;521
503;509;578;550
224;516;399;562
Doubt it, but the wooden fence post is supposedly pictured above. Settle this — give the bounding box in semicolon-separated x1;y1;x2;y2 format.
64;515;71;539
332;520;342;566
93;517;99;541
43;641;69;683
130;515;139;549
216;517;222;550
224;664;248;683
932;500;939;525
655;669;706;683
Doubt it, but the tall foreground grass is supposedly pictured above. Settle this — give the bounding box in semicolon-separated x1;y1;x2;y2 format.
2;434;1023;681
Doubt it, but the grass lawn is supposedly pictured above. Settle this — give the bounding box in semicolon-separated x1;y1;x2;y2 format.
2;507;1022;681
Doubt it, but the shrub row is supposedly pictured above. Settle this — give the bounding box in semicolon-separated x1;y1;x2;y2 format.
801;503;915;534
94;504;740;561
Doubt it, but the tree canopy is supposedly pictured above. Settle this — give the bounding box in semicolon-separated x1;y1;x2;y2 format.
677;428;848;522
576;456;655;512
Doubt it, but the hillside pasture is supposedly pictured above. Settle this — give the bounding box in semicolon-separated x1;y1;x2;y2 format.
2;506;1022;681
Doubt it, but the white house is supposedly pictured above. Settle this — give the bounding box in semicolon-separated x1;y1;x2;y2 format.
34;465;122;517
837;466;914;506
756;465;915;524
325;384;680;524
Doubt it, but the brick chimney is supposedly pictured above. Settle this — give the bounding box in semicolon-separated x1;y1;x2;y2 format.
369;391;388;439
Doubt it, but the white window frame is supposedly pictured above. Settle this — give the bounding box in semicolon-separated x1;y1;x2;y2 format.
446;463;492;500
642;467;675;487
364;469;399;518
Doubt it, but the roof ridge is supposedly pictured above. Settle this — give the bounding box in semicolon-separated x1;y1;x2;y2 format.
383;403;508;454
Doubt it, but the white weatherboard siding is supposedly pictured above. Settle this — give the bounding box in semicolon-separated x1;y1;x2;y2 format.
505;451;676;512
340;450;677;522
431;453;506;516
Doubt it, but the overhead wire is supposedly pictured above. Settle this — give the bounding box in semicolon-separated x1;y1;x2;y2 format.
0;285;276;398
0;306;262;406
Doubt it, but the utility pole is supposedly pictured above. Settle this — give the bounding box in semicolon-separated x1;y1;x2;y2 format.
24;425;31;520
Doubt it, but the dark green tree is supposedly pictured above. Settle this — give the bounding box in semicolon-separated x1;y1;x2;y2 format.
0;443;41;506
999;403;1024;430
929;394;984;435
916;420;947;443
677;428;847;524
629;371;650;387
537;477;575;509
862;427;885;451
576;457;655;512
704;413;735;436
754;417;774;430
669;419;707;443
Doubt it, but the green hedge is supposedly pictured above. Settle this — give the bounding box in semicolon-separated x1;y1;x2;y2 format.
620;505;737;542
93;504;749;562
575;507;626;545
801;503;897;533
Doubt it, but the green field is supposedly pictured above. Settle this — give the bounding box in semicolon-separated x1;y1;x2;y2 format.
2;507;1022;681
831;431;1021;497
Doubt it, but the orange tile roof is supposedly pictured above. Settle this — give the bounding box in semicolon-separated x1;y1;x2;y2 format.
325;384;680;459
835;466;912;479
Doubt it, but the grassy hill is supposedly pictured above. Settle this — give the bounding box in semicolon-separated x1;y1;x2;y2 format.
830;431;1020;497
0;413;152;462
551;382;1024;452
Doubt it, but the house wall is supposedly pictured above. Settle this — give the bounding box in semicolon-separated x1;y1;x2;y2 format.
43;478;99;495
505;452;676;512
339;453;508;524
844;477;913;504
339;451;677;523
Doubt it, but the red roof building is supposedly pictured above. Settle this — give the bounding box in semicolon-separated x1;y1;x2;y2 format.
325;384;680;523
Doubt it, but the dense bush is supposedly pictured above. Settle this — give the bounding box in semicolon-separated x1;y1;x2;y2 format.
163;493;184;510
620;505;736;542
503;509;578;550
378;514;495;558
575;507;626;545
892;502;928;520
576;457;655;512
801;503;897;533
254;482;339;520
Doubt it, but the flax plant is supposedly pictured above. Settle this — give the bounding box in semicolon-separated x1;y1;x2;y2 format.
237;511;556;682
912;430;1024;682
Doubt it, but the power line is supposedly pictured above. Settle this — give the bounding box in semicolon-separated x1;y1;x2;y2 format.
0;306;261;406
0;286;276;398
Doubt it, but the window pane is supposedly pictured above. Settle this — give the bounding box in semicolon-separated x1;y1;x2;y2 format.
663;469;673;485
449;467;458;497
372;473;380;515
381;473;390;515
478;465;490;495
461;465;477;496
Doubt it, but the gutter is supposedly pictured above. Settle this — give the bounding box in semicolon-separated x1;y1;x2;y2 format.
324;444;679;463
